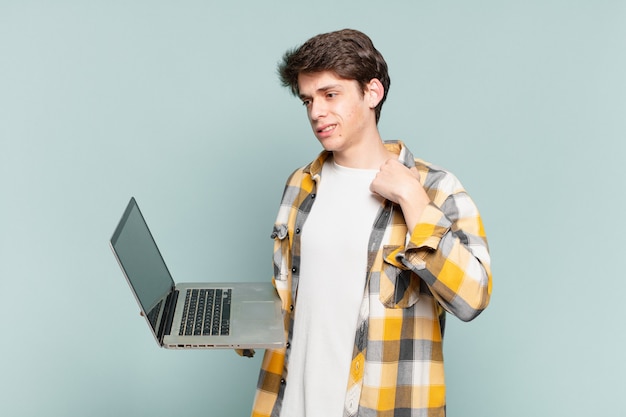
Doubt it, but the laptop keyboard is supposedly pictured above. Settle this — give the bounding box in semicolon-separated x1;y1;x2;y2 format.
179;289;231;336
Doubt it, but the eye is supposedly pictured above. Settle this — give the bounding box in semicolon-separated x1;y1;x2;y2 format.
301;99;311;107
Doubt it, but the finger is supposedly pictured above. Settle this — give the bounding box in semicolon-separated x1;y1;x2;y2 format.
409;166;420;180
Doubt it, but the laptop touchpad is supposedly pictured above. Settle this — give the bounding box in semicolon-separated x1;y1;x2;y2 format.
240;301;277;320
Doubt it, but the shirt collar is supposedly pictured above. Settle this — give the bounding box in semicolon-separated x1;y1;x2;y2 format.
303;140;415;178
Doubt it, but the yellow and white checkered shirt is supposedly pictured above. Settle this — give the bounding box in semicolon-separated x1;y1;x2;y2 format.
251;141;492;417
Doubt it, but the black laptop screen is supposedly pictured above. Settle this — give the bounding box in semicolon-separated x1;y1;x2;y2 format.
111;198;173;315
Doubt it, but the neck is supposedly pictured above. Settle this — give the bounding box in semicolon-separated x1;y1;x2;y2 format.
332;136;393;169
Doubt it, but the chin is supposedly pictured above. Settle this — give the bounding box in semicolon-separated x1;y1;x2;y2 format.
317;137;344;152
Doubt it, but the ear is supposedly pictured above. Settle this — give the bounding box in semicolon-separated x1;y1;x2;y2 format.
365;78;385;109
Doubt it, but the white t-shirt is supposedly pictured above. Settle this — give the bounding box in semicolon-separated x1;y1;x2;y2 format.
280;159;382;417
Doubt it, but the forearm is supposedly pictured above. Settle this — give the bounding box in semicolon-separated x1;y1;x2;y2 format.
396;182;430;233
400;199;492;321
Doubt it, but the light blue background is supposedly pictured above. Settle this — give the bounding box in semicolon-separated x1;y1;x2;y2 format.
2;1;625;416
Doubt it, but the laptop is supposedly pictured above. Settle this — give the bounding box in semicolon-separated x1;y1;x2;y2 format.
110;197;285;350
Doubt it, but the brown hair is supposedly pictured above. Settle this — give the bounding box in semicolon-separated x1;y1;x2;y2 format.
278;29;390;123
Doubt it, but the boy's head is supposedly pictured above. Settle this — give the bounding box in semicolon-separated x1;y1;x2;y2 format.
278;29;390;123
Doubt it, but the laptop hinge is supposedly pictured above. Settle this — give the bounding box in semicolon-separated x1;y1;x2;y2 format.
158;289;178;339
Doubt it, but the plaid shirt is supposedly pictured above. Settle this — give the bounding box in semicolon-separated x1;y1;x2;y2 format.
251;141;492;417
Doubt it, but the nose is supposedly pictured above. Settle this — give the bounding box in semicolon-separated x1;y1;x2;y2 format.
309;99;327;121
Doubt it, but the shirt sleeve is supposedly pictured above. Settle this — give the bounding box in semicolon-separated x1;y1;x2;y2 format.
396;173;492;322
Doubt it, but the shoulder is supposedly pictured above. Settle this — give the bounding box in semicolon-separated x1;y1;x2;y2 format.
286;164;309;183
282;150;329;189
276;162;316;209
415;158;465;190
413;158;471;208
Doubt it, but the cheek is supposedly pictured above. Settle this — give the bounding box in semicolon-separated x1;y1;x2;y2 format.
339;105;356;123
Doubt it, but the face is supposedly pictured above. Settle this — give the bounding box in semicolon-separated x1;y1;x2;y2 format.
297;71;381;156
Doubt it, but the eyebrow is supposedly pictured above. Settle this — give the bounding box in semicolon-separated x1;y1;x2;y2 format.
299;84;344;100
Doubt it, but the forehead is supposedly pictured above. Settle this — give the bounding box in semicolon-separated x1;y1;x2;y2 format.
297;71;360;96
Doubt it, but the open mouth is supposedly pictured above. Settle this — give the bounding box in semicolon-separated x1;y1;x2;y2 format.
317;124;336;133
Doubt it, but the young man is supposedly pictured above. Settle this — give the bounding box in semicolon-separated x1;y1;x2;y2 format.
249;29;492;417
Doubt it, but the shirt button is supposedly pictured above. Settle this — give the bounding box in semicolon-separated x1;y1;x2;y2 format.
280;378;286;385
311;194;316;199
295;228;301;234
286;342;291;349
291;267;297;273
289;305;294;311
